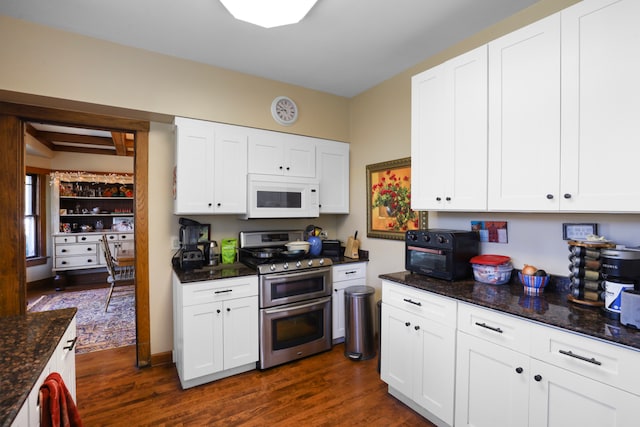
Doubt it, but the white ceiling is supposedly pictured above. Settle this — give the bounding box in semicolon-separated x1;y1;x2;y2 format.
1;0;539;98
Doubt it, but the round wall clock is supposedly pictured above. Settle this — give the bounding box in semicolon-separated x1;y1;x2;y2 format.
271;96;298;126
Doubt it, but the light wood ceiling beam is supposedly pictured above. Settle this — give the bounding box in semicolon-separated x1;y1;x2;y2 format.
111;131;128;156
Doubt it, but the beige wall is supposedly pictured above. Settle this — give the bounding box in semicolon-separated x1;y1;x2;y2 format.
4;0;611;356
343;0;582;299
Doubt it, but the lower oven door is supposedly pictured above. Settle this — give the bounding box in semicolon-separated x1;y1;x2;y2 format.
259;296;332;369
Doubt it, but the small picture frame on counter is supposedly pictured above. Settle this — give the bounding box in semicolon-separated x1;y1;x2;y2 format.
563;223;598;241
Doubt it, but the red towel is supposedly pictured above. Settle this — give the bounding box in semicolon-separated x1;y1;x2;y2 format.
39;372;83;427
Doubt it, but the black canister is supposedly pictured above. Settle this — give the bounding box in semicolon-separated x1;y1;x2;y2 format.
600;248;640;284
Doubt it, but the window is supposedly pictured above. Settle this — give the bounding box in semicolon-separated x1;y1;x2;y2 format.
25;171;47;266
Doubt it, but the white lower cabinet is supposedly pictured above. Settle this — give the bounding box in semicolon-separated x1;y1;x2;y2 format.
173;274;258;389
380;280;457;427
456;302;640;427
455;325;530;427
331;262;367;343
13;315;77;427
381;282;640;427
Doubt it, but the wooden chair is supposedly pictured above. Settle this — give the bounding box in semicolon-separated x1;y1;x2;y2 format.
100;235;135;312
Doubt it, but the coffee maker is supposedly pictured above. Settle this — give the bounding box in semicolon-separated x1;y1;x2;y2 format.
177;217;206;270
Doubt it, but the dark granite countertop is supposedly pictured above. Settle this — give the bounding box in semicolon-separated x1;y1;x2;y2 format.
380;271;640;352
173;263;257;283
331;256;369;266
174;256;369;284
0;308;77;427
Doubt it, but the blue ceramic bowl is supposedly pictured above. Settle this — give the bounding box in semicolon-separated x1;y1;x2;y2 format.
518;272;549;296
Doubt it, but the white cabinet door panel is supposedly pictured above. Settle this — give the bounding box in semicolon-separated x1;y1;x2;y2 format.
561;0;640;211
488;14;561;211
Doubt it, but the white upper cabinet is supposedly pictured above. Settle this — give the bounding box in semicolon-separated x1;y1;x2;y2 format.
412;45;488;211
174;118;247;214
212;126;248;214
316;139;349;213
247;130;316;178
487;14;561;211
560;0;640;212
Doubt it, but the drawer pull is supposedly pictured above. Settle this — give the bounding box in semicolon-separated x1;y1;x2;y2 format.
403;298;422;306
345;270;357;275
475;322;503;334
61;249;67;253
64;337;78;351
214;289;233;294
558;349;602;366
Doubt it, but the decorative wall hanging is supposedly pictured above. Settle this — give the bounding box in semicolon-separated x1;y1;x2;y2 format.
366;157;427;240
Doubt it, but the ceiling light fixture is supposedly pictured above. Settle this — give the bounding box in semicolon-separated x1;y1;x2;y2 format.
219;0;318;29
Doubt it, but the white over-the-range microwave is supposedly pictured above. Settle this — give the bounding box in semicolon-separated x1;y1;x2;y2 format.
243;174;320;219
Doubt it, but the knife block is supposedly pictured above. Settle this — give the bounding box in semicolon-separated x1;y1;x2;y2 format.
344;236;360;259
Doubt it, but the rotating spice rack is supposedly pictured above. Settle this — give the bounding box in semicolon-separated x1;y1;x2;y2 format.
567;240;615;306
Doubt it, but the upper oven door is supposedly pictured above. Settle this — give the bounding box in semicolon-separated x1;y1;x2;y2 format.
244;174;319;219
260;267;332;308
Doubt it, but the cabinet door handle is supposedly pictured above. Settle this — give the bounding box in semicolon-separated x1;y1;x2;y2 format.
405;322;411;327
87;259;93;263
414;325;420;331
226;307;231;312
515;367;523;374
217;203;221;207
403;298;422;307
564;193;572;199
61;249;67;253
279;166;284;170
214;289;233;294
81;237;87;241
546;194;554;200
534;374;543;382
216;309;221;314
286;167;290;171
558;349;602;366
435;197;442;201
474;322;503;334
61;261;67;265
64;337;78;351
445;196;451;201
87;247;93;252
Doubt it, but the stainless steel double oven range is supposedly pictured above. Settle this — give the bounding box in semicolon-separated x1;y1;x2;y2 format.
239;230;333;370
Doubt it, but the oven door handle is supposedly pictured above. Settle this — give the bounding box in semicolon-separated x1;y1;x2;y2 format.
263;296;332;314
266;267;332;281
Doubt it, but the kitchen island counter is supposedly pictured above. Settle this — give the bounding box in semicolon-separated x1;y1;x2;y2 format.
0;308;77;427
380;271;640;352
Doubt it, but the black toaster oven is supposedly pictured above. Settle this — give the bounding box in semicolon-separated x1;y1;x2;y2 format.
406;229;479;280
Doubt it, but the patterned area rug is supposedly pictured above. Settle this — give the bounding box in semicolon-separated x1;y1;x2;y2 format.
28;286;136;354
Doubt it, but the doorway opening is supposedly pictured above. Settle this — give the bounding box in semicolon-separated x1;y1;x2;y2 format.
0;100;152;367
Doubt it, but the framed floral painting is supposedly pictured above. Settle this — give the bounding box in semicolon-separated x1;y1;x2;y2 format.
366;157;427;240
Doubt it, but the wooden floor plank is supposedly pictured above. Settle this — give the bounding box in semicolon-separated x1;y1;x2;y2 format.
76;344;434;426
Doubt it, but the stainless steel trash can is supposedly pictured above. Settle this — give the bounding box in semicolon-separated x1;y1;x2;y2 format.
344;285;376;361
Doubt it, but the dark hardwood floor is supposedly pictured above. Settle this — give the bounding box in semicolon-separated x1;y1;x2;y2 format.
76;344;435;426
